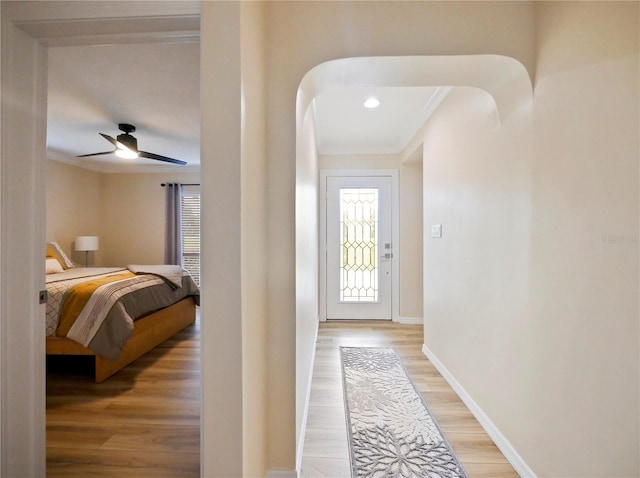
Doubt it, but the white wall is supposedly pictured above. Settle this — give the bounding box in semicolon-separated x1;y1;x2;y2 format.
46;159;102;265
100;172;200;266
200;3;244;476
295;107;319;465
240;2;268;475
200;5;271;475
320;154;400;171
423;85;535;470
398;159;423;319
530;3;638;475
421;3;638;476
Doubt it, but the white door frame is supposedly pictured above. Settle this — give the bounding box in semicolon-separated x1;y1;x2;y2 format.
1;14;48;476
319;169;400;322
0;5;201;476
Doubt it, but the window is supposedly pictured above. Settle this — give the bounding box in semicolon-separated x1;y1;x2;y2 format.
181;186;200;286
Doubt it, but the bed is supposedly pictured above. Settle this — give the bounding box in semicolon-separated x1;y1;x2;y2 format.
45;242;200;382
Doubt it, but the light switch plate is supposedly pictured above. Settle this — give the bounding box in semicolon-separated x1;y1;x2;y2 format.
431;224;442;238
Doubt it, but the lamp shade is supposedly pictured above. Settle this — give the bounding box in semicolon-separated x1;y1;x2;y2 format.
75;236;99;252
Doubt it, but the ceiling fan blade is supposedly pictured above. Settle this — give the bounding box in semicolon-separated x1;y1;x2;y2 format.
99;133;119;147
139;150;187;166
76;151;116;157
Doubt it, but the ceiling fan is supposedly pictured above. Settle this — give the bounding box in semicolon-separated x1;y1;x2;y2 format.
77;123;186;165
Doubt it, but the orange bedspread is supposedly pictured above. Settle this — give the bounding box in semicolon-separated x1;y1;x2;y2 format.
57;272;135;336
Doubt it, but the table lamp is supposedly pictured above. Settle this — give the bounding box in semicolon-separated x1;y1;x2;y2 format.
75;236;99;267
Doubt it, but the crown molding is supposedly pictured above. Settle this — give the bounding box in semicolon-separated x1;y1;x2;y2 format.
395;85;452;152
15;14;200;47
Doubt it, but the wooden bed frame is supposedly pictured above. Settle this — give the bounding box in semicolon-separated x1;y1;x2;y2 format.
46;296;197;383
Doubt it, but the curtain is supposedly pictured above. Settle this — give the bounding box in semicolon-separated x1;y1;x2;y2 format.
164;182;183;265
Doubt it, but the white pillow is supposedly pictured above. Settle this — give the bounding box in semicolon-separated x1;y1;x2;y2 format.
45;258;64;274
46;241;75;269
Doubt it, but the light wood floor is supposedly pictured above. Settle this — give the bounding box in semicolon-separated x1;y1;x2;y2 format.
47;318;518;477
301;321;519;478
46;314;200;477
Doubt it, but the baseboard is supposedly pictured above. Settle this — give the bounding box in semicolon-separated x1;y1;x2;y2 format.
295;318;320;474
422;343;537;478
265;470;298;478
398;316;423;325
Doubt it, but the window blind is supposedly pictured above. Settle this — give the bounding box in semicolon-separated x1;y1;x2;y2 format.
181;186;200;286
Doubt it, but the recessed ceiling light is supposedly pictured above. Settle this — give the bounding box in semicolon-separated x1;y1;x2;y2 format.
364;97;380;109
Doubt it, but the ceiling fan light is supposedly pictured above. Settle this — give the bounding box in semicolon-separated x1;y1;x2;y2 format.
116;148;138;159
364;97;380;109
79;125;185;164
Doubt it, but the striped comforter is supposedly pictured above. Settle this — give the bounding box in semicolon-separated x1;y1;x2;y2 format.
46;266;200;360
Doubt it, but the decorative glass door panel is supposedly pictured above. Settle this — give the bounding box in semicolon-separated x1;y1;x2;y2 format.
327;176;392;320
340;188;379;303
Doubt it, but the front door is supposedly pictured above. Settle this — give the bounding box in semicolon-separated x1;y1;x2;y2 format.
326;176;393;320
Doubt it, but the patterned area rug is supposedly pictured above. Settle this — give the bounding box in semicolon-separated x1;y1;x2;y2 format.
340;347;468;478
